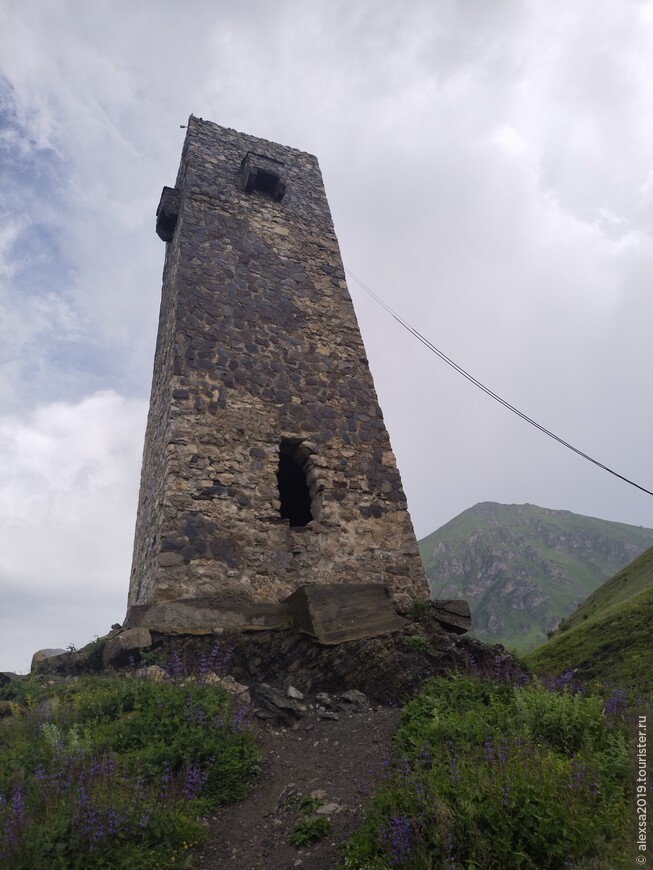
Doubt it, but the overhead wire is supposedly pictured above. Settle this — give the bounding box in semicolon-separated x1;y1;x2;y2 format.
345;267;653;499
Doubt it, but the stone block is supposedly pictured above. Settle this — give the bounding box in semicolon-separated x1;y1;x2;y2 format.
429;599;471;634
126;598;292;634
102;627;152;667
284;583;405;645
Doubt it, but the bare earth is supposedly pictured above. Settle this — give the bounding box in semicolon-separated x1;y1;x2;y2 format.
192;699;399;870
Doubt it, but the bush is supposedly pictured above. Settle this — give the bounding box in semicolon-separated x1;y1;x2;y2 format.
339;674;631;869
0;663;260;869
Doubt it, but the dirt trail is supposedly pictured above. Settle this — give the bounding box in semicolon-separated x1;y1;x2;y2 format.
192;700;399;870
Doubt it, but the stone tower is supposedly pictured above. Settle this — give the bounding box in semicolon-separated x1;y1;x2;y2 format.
126;116;427;638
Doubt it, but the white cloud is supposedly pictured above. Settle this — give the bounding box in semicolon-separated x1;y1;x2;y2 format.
0;0;652;669
0;391;146;672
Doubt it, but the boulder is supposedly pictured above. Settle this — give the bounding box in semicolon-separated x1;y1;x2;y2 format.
339;689;370;711
102;627;153;667
31;648;71;673
252;683;303;720
429;599;472;634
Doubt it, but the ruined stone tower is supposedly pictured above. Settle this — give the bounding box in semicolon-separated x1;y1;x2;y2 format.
126;116;427;638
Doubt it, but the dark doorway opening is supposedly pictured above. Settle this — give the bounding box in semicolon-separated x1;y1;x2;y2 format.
277;440;313;527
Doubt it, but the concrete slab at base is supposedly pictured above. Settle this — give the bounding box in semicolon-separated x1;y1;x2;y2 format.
285;583;405;644
125;584;406;644
126;598;293;635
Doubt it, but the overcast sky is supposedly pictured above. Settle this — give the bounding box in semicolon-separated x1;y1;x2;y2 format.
1;0;652;673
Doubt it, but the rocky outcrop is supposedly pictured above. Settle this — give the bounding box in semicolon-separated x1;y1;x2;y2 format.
101;627;153;667
419;502;653;651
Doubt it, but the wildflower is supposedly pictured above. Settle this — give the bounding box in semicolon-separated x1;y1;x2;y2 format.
603;687;626;717
231;703;250;731
571;759;585;790
484;736;495;763
160;764;172;799
444;829;455;868
166;650;186;679
182;763;208;800
383;815;412;866
11;787;26;828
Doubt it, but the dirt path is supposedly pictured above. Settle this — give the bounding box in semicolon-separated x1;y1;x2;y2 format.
192;696;399;870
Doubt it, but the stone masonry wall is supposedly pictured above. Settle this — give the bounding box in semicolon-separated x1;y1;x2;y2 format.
127;116;427;623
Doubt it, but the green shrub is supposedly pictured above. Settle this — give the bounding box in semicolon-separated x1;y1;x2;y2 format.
0;669;260;869
340;675;631;869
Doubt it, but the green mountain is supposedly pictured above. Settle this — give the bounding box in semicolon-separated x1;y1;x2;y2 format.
525;545;653;692
418;502;653;651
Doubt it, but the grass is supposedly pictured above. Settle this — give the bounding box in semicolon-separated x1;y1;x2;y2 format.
0;646;260;869
556;545;653;633
338;671;640;869
525;586;653;694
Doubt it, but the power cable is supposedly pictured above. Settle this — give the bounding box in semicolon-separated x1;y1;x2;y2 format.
345;267;653;499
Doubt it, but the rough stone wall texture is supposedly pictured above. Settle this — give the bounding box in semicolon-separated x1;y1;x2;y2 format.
127;116;427;624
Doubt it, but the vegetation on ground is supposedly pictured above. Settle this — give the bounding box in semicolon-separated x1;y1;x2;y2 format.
555;544;653;633
339;670;639;869
526;543;653;693
525;585;653;694
289;795;333;847
0;646;260;869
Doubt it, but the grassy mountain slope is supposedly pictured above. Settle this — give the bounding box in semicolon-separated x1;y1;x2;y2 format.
419;502;653;651
525;544;653;691
555;543;653;632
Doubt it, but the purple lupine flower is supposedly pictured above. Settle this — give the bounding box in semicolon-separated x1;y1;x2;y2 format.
603;687;627;717
182;764;208;800
381;751;394;779
385;815;412;866
499;735;509;764
159;763;172;800
231;703;250;731
207;641;233;676
449;757;460;786
484;736;495;763
185;693;207;724
107;807;121;837
166;650;186;679
468;653;478;674
502;783;511;807
11;787;26;827
444;829;455;869
398;757;411;783
198;653;209;682
413;777;426;809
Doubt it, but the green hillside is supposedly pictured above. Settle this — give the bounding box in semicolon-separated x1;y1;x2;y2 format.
525;584;653;693
419;502;653;651
555;543;653;632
